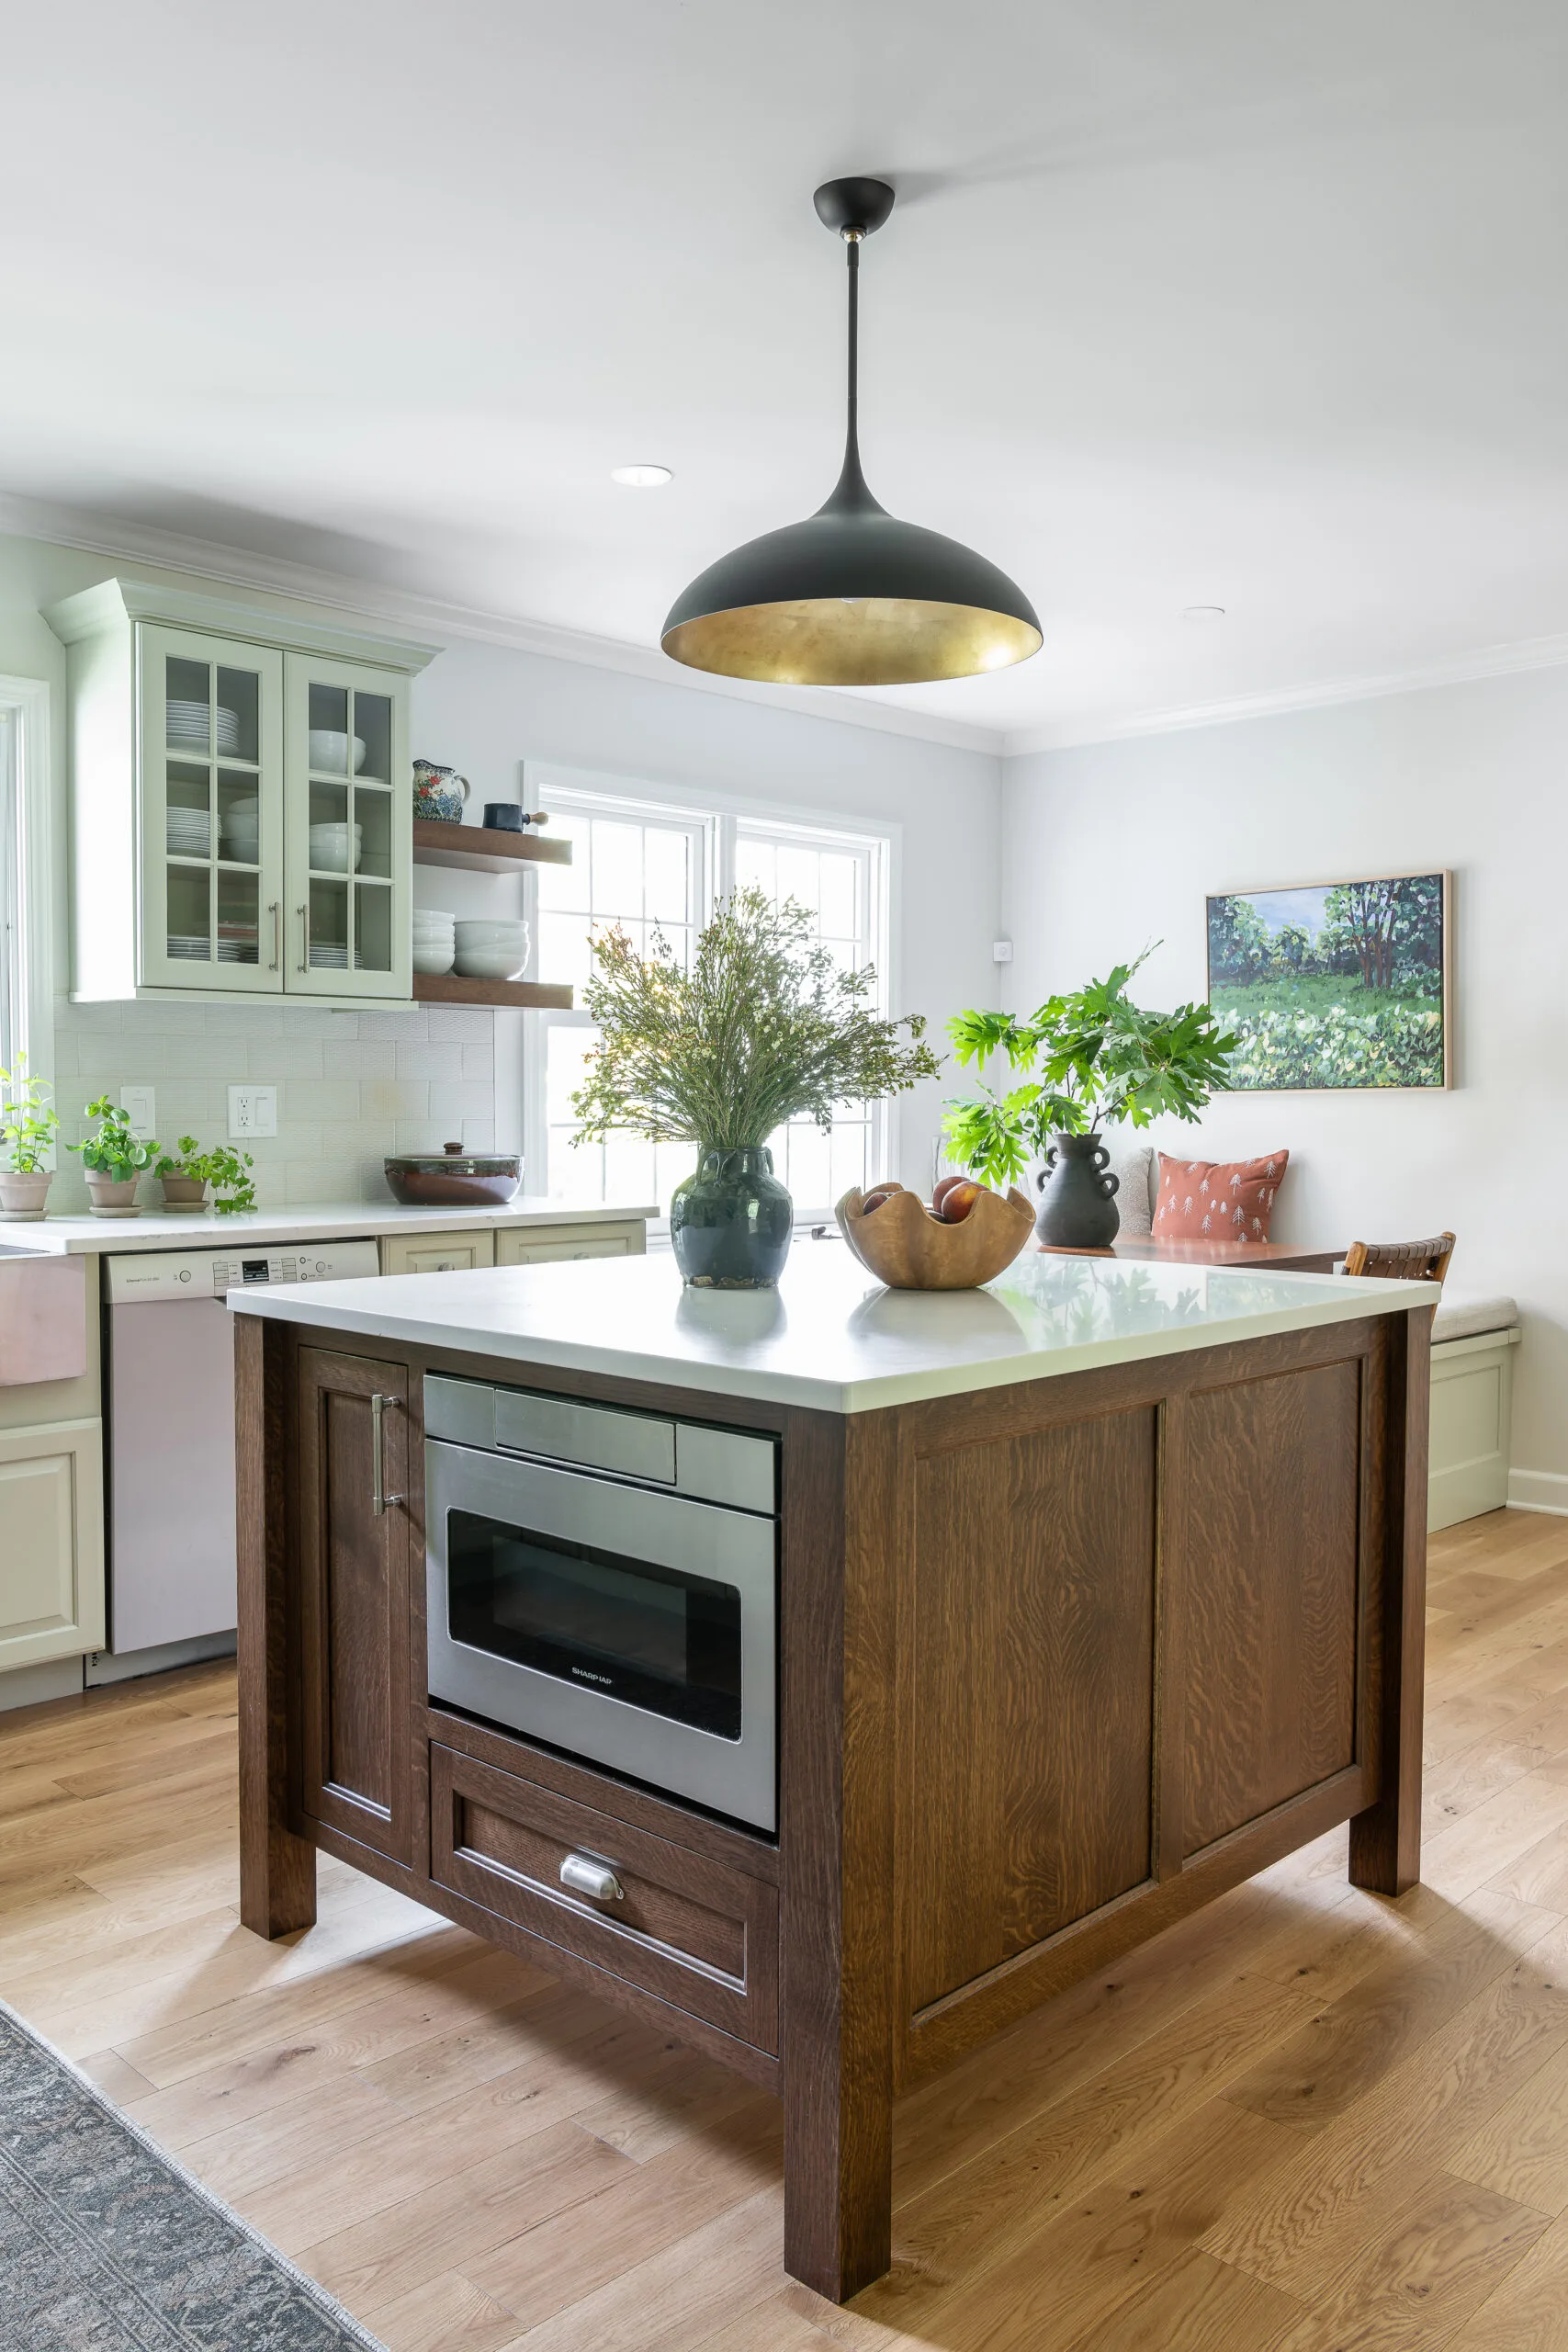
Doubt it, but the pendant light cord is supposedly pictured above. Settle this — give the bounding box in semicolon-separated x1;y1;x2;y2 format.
825;226;877;514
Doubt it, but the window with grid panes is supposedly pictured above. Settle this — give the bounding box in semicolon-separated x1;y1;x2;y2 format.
525;786;890;1223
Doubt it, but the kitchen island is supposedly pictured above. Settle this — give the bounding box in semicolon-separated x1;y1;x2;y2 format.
231;1245;1434;2301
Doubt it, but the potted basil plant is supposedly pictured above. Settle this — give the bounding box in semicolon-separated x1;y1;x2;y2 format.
68;1095;161;1217
943;949;1236;1249
154;1136;257;1216
571;887;939;1287
0;1055;60;1221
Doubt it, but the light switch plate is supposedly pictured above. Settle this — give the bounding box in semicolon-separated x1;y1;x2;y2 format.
228;1083;278;1139
119;1086;156;1139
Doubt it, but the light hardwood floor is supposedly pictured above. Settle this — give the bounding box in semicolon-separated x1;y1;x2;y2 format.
7;1507;1568;2349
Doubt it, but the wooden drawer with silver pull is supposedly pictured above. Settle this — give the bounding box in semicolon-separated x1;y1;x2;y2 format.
427;1742;778;2052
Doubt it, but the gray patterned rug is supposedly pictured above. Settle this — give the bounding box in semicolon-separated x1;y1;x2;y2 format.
0;2000;385;2350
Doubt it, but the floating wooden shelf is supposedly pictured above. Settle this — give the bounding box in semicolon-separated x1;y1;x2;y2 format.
412;818;571;872
412;971;574;1011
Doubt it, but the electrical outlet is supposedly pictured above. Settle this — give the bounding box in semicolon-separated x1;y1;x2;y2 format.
119;1086;156;1139
228;1084;278;1140
991;940;1013;964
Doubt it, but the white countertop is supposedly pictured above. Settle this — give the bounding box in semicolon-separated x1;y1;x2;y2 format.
227;1241;1438;1414
0;1196;658;1256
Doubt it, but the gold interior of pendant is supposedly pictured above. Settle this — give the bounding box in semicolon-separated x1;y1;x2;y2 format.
661;597;1043;686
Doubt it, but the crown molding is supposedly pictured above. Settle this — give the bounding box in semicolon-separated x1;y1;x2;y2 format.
0;495;1005;760
1000;628;1568;756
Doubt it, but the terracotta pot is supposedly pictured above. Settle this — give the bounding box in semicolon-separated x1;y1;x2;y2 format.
0;1169;51;1223
85;1173;142;1217
160;1173;210;1213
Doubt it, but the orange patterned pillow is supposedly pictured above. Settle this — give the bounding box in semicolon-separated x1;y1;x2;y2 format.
1155;1149;1289;1242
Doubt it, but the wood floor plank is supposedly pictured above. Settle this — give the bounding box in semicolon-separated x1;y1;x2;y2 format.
1269;2172;1551;2350
1447;2035;1568;2216
1445;2209;1568;2351
1201;1914;1568;2293
491;2183;786;2352
1060;2246;1304;2351
297;2123;635;2313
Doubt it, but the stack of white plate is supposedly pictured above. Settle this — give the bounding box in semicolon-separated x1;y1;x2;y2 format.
222;797;260;864
310;941;350;969
413;909;457;976
309;821;363;875
167;933;211;961
455;918;530;981
165;807;210;857
168;700;241;756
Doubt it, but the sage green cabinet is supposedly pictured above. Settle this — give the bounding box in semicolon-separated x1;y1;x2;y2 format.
48;578;435;1005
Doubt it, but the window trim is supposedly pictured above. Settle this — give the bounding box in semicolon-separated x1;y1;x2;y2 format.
520;763;901;1222
0;676;54;1139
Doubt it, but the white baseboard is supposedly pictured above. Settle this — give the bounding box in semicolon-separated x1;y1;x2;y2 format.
1507;1468;1568;1517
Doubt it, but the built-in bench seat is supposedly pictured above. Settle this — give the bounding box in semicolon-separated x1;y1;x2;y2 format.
1428;1294;1520;1531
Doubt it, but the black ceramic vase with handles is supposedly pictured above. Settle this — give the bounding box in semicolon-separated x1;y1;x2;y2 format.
1034;1131;1121;1250
670;1145;795;1287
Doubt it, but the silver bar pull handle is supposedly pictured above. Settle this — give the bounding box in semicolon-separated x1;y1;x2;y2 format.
268;900;281;971
370;1391;402;1515
298;901;310;973
559;1851;624;1904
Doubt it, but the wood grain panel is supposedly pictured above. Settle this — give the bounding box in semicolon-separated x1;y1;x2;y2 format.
1350;1301;1433;1894
908;1406;1158;2015
235;1313;316;1939
297;1349;412;1862
429;1744;778;2053
1183;1358;1362;1856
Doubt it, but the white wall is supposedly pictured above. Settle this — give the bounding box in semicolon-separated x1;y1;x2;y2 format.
0;529;1002;1206
1003;669;1568;1491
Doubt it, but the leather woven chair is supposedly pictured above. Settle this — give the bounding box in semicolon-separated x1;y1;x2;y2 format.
1343;1232;1456;1283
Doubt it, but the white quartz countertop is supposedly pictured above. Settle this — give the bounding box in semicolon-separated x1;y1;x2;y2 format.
227;1241;1439;1414
0;1196;657;1256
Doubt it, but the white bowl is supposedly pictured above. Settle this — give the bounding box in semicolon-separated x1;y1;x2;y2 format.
309;822;363;875
454;920;531;944
309;729;367;775
455;944;529;981
412;944;457;974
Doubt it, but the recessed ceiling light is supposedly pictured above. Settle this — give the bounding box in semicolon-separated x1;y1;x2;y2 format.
1182;605;1226;622
611;464;672;488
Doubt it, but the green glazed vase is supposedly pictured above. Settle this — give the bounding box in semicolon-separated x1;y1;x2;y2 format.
670;1146;794;1288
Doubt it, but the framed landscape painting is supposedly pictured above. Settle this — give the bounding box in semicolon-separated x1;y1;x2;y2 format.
1206;871;1450;1091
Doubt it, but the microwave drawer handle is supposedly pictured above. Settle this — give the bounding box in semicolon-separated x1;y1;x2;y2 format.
559;1850;625;1904
371;1392;403;1516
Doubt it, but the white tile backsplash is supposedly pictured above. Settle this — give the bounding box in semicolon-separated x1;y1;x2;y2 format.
51;998;500;1211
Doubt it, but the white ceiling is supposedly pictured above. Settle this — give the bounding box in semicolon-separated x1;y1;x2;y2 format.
6;0;1568;750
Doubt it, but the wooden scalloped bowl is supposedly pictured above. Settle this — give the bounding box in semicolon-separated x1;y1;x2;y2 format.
835;1181;1036;1290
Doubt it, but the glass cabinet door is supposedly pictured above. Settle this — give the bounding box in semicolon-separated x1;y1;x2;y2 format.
283;653;411;1000
139;626;286;992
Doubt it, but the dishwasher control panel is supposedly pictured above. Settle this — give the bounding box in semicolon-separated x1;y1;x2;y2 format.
105;1238;382;1302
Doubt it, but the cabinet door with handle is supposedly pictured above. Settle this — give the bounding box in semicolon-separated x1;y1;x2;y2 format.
284;651;412;1000
297;1348;413;1860
139;624;286;993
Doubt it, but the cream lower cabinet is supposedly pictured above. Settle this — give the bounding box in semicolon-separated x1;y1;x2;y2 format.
495;1221;647;1267
379;1230;497;1277
0;1419;106;1671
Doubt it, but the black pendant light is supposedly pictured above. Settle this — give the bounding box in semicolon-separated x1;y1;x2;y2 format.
660;176;1042;687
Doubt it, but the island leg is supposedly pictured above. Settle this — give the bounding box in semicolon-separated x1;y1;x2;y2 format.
780;1409;897;2301
235;1313;316;1939
1349;1302;1432;1898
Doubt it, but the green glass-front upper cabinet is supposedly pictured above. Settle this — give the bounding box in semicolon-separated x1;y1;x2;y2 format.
47;578;436;1005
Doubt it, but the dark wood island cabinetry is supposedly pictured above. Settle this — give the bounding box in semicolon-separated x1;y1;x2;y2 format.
234;1249;1433;2301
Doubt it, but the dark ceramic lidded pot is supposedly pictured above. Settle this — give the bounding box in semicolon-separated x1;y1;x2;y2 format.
1034;1131;1121;1250
384;1142;522;1208
671;1146;794;1288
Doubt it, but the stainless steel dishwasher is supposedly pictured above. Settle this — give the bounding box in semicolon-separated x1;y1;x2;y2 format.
103;1239;379;1656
